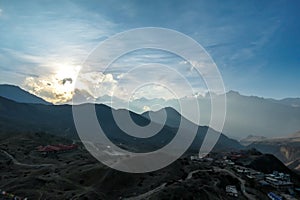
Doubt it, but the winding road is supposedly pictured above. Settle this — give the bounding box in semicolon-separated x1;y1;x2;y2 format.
213;167;256;200
1;148;256;200
0;149;53;168
123;167;255;200
123;169;213;200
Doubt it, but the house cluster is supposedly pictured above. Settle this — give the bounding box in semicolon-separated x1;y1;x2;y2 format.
190;152;298;199
190;155;213;162
233;166;265;181
234;166;294;190
233;166;296;199
265;171;293;190
36;143;78;154
191;151;251;166
0;189;28;200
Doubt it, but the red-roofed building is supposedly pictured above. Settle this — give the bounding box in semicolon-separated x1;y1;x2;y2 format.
37;144;78;153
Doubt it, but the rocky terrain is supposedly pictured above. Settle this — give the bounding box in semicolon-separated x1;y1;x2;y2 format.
1;132;299;199
0;85;300;199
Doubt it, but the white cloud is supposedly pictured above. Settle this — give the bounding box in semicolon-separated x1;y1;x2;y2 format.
24;76;74;104
0;2;118;87
23;66;79;104
23;70;121;104
76;71;119;98
130;84;177;100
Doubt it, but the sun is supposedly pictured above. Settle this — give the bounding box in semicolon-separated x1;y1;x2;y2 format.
23;64;82;104
55;64;80;81
51;64;81;101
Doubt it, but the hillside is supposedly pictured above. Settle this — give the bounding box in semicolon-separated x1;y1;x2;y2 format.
0;96;242;153
249;133;300;171
0;84;51;105
0;132;244;200
1;132;299;199
2;84;300;139
98;90;300;139
235;153;300;185
287;159;300;171
142;107;242;152
0;132;281;200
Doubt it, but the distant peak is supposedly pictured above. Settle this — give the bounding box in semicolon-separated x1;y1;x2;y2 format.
241;134;267;141
142;106;181;116
227;90;240;95
0;84;21;89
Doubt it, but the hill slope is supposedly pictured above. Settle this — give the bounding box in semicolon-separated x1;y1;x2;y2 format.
0;84;51;105
249;133;300;171
2;84;300;140
0;132;251;200
0;96;242;153
142;107;242;152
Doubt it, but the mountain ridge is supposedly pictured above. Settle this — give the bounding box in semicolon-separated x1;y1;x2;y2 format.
0;84;52;105
1;84;300;139
248;131;300;171
2;83;300;107
0;96;243;153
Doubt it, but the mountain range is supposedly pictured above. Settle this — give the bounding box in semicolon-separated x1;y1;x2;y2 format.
0;96;242;154
0;84;51;105
1;84;300;171
2;84;300;139
74;90;300;139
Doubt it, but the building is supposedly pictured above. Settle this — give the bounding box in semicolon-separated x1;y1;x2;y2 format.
224;159;235;165
190;155;200;161
264;171;293;191
265;177;293;190
36;144;78;154
267;192;282;200
226;185;238;197
251;171;265;180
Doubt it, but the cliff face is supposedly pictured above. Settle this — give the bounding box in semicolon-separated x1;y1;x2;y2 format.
287;159;300;171
249;136;300;171
279;145;300;170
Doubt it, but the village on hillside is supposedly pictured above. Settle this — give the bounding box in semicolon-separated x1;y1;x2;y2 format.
190;150;299;200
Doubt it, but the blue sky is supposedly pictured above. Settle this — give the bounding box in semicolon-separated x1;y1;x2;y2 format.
0;0;299;103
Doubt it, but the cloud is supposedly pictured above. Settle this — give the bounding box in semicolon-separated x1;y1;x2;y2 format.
76;72;119;98
24;76;75;104
11;25;218;104
60;78;73;85
0;1;118;88
23;70;121;104
2;0;295;101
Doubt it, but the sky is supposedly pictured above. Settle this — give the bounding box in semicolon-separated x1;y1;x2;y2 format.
0;0;300;104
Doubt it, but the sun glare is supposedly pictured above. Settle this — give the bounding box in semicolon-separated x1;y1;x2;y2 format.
51;64;81;102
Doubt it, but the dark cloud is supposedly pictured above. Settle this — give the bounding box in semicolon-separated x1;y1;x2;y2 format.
60;78;73;85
